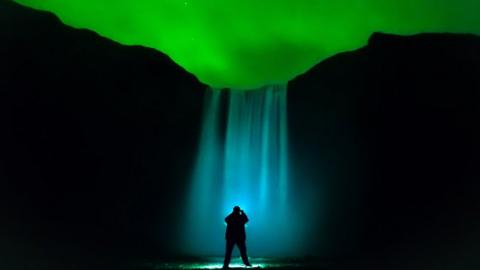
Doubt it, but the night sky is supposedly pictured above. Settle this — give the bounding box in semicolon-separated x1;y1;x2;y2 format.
2;1;480;269
12;0;480;88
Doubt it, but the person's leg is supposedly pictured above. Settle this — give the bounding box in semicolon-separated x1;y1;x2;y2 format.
223;240;235;268
237;240;251;266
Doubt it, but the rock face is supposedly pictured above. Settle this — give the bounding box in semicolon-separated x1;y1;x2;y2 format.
2;0;480;268
289;32;480;265
1;0;206;265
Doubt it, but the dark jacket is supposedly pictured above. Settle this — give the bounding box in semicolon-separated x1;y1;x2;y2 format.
225;212;249;241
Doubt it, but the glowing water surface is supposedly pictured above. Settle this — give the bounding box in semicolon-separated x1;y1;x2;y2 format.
143;257;310;270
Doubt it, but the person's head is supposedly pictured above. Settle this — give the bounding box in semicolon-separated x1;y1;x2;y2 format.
233;206;241;213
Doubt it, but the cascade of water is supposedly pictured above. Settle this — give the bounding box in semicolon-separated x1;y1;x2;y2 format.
182;89;224;254
183;85;294;256
223;85;288;220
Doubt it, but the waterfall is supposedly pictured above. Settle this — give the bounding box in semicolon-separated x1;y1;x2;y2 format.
183;84;296;256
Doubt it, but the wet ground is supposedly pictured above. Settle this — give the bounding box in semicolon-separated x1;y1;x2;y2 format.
137;257;326;270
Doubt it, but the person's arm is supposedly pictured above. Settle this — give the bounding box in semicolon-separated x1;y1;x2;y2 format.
241;211;249;223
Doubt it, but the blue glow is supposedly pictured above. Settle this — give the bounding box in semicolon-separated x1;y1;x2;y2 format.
144;257;307;269
182;89;224;254
181;86;304;256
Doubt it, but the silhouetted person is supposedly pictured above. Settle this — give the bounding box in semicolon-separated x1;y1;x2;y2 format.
223;206;251;268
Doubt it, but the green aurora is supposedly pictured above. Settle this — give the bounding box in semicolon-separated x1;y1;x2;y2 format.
13;0;480;89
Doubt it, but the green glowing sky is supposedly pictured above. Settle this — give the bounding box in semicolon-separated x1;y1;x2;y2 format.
14;0;480;89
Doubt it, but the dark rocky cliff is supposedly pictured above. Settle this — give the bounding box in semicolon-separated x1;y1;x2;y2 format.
289;32;480;268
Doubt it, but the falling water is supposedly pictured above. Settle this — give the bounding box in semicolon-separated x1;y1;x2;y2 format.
182;85;298;256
